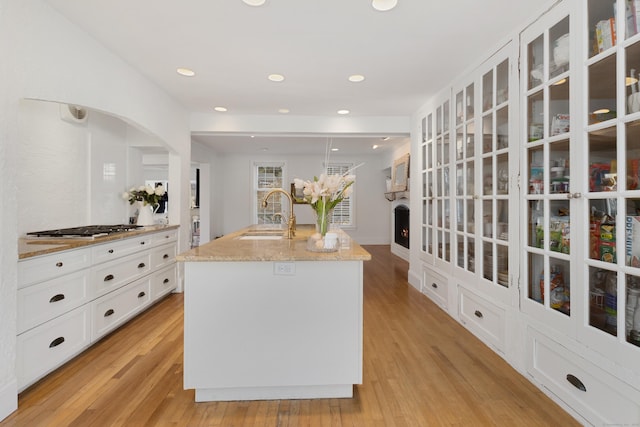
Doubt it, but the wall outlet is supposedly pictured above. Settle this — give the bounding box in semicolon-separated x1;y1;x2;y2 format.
273;262;295;275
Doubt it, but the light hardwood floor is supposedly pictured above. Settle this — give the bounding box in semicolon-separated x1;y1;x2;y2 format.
2;246;580;426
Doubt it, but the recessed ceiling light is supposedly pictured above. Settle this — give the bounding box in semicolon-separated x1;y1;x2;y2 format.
331;148;339;152
627;76;639;86
176;67;195;77
337;109;350;115
242;0;266;6
278;108;290;114
553;78;567;86
381;136;390;141
348;74;365;83
593;108;610;114
372;0;398;11
372;144;379;149
268;74;285;82
214;106;228;112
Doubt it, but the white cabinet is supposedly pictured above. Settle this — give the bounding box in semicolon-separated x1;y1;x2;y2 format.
17;228;178;390
458;286;506;353
421;267;448;310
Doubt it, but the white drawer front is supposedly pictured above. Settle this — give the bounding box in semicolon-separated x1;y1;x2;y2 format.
91;236;150;264
150;243;176;269
421;268;448;310
17;269;90;334
17;305;91;390
527;327;640;426
149;229;178;246
458;287;505;352
150;265;177;300
91;252;151;297
18;248;91;288
91;278;151;340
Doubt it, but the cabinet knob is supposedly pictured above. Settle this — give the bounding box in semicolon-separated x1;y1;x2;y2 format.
55;262;63;268
137;262;146;269
474;310;483;318
108;249;114;254
163;254;169;259
104;274;114;282
137;291;146;298
140;241;145;245
432;283;438;289
49;337;65;348
104;309;115;317
163;278;170;284
49;294;65;303
566;374;586;392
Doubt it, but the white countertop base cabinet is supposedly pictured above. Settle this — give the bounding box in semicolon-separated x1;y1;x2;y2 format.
183;260;363;401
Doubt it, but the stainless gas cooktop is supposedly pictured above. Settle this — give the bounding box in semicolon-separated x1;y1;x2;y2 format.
26;224;141;239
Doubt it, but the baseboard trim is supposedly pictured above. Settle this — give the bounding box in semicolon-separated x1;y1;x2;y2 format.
0;379;17;422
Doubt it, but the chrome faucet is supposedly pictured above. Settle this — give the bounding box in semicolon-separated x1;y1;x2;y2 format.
262;188;296;239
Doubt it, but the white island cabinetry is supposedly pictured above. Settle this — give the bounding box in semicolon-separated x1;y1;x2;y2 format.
178;225;371;402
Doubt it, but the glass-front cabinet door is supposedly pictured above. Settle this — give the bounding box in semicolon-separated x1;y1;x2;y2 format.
453;43;516;303
580;0;640;366
435;98;452;269
521;6;574;334
454;83;476;275
420;114;434;261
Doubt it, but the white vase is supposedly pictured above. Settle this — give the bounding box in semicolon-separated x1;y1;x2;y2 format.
136;202;156;226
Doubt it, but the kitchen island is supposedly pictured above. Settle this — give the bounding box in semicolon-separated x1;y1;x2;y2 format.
176;224;371;402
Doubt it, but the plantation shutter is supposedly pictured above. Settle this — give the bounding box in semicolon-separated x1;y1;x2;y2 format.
326;163;354;227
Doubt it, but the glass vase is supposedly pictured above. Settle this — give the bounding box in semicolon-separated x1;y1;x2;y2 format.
314;204;333;236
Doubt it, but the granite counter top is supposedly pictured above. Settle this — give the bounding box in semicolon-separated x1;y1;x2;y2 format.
18;224;180;259
176;224;371;262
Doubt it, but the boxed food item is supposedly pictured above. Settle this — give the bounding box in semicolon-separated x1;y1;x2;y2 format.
626;215;640;267
600;241;616;263
551;114;570;136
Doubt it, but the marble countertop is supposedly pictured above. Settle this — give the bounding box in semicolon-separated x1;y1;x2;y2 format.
18;224;180;259
176;224;371;262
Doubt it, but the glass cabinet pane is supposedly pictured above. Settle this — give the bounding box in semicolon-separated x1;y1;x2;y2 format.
466;162;474;197
549;77;570;136
628;121;640;190
496;106;509;150
483;115;493;154
483;70;493;112
549;17;570;79
528;91;544;141
528;35;544;89
465;85;474;121
626;274;640;347
456;91;464;126
626;41;640;116
466;122;474;157
496;59;509;105
588;0;617;58
589;55;617;125
588;127;617;192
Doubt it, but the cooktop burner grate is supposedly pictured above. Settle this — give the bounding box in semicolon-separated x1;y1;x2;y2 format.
27;224;141;238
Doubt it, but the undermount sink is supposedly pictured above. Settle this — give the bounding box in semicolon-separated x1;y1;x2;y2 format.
238;230;285;240
238;234;284;240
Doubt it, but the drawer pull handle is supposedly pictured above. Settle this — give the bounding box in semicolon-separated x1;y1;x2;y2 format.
474;310;483;319
431;283;438;289
104;309;115;317
104;274;114;282
566;374;586;392
163;254;169;259
138;262;146;269
49;294;65;303
140;241;145;245
138;291;146;298
55;262;63;268
108;249;114;254
49;337;65;348
163;278;170;284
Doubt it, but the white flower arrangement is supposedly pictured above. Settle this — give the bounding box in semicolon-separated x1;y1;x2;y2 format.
122;184;166;207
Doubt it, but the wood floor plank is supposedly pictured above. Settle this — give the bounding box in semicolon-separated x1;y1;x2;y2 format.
2;245;580;426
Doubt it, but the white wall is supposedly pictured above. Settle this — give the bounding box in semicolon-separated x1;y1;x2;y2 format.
0;0;191;420
217;152;391;244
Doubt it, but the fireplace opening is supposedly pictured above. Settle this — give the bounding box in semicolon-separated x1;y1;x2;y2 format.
394;205;409;249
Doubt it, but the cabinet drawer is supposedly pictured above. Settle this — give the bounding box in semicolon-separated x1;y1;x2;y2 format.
17;305;91;390
18;248;91;288
421;268;448;310
91;278;151;340
151;264;177;300
91;252;151;297
526;327;640;426
149;229;178;246
17;269;90;334
458;287;505;353
91;235;150;264
150;243;176;269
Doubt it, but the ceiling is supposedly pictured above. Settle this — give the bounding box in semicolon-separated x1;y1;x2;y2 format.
45;0;549;154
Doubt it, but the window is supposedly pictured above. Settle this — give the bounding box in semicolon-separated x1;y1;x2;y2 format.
326;163;354;228
254;162;285;224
